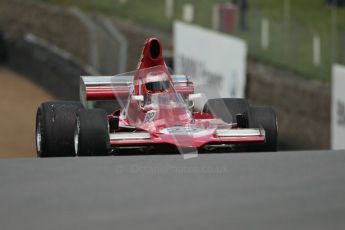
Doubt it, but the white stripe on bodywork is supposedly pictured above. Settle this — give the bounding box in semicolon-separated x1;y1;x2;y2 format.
110;132;151;140
216;129;262;137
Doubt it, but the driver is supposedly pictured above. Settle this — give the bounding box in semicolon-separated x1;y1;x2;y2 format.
144;71;171;93
142;71;172;111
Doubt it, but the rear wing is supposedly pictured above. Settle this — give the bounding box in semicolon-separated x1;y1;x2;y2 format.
80;75;194;102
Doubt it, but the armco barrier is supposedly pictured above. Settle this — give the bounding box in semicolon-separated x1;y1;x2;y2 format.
4;34;95;100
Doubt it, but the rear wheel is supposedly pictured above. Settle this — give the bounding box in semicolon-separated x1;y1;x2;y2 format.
75;109;110;156
203;98;278;152
36;101;83;157
250;106;278;151
203;98;254;125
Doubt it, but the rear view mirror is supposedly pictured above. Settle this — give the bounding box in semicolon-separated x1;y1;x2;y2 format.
132;95;144;102
188;93;203;101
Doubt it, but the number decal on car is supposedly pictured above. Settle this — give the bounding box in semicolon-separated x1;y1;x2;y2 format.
144;111;156;122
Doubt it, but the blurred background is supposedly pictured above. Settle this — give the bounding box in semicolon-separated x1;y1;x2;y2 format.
0;0;344;157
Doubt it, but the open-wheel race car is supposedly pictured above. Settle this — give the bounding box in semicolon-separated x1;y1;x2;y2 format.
36;38;278;157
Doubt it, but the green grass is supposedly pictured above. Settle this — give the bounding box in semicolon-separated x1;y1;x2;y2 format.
40;0;232;30
40;0;345;81
240;0;345;80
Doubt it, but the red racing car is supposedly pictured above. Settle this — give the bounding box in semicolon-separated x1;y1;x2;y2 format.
36;38;278;157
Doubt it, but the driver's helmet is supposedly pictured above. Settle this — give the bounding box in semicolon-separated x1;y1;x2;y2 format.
143;71;171;93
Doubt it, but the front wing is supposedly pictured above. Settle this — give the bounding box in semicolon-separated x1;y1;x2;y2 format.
109;128;265;152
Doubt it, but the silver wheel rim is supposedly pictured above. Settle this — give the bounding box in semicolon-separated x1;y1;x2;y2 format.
36;115;42;153
74;118;80;156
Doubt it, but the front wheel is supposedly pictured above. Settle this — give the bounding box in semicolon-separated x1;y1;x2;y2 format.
74;109;110;156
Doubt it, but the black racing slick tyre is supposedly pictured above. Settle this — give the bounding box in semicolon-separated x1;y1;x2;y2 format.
203;98;254;125
250;106;278;152
74;109;110;156
36;101;84;157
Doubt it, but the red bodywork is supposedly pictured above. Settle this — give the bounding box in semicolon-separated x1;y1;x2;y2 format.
81;38;265;153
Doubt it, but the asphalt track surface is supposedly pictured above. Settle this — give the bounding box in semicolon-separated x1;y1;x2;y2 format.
1;150;345;230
